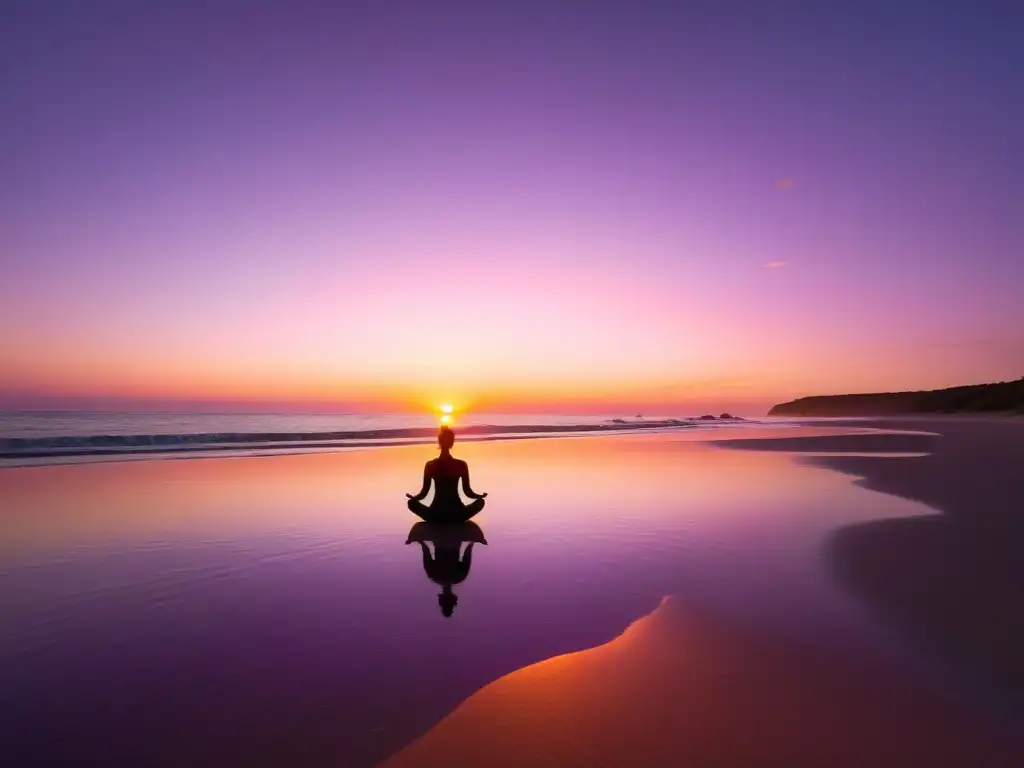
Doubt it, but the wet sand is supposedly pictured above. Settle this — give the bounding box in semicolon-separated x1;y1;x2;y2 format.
4;422;1022;766
384;417;1024;767
8;428;887;766
721;417;1024;709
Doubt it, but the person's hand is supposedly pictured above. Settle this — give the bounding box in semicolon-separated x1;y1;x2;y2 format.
477;492;488;499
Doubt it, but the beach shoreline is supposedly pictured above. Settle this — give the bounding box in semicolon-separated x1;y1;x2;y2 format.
384;594;1022;768
0;417;755;467
719;417;1024;709
4;419;1022;766
382;417;1024;766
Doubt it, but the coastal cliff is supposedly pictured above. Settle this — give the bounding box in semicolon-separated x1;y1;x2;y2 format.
769;378;1024;417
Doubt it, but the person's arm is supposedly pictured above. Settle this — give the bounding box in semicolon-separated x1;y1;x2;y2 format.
407;462;432;501
460;463;487;499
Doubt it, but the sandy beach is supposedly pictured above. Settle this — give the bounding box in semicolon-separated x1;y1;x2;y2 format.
2;420;1022;766
719;417;1024;706
383;418;1024;767
385;596;1019;768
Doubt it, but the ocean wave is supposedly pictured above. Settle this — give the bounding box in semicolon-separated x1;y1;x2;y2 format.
0;419;730;461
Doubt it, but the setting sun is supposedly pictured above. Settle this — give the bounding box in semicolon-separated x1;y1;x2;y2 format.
440;404;453;414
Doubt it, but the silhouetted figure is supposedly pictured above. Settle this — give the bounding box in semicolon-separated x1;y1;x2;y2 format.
406;426;487;523
406;522;487;618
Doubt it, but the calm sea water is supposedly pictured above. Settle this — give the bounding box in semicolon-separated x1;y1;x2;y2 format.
3;429;1008;765
0;410;769;466
0;411;659;438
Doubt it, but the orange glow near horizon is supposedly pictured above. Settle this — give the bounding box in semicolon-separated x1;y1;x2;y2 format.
3;272;1021;415
3;328;1021;415
3;3;1022;417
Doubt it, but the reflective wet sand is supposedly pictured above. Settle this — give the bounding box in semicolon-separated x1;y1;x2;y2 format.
2;426;1019;765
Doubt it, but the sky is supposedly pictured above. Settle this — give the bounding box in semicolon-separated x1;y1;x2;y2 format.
2;0;1022;414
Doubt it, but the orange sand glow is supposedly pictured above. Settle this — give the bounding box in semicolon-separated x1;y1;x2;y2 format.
384;596;1022;767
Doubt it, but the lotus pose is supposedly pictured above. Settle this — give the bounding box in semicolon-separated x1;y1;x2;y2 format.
406;427;487;523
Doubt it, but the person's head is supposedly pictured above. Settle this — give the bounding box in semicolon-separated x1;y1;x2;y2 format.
438;589;458;617
438;426;455;452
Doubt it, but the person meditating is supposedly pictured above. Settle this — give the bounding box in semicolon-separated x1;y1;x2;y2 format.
406;426;487;523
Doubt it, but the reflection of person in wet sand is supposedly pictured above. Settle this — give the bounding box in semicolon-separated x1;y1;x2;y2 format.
406;427;487;523
407;522;487;617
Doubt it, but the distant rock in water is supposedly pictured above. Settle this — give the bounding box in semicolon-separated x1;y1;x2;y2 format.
719;413;737;420
700;414;716;421
769;377;1024;416
635;414;643;418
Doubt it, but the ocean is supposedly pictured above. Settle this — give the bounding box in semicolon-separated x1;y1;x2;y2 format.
0;410;764;466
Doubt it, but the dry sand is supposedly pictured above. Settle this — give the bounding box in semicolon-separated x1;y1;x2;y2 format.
384;595;1020;767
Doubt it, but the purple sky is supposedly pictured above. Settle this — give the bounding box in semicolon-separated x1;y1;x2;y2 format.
2;1;1022;413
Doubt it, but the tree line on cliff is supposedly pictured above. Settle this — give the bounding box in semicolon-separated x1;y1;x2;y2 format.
769;378;1024;416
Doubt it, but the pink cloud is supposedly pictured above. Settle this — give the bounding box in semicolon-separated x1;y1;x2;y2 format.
775;178;795;190
764;260;790;269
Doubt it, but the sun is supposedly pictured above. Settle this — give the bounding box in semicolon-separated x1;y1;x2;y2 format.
440;404;453;414
440;414;451;424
